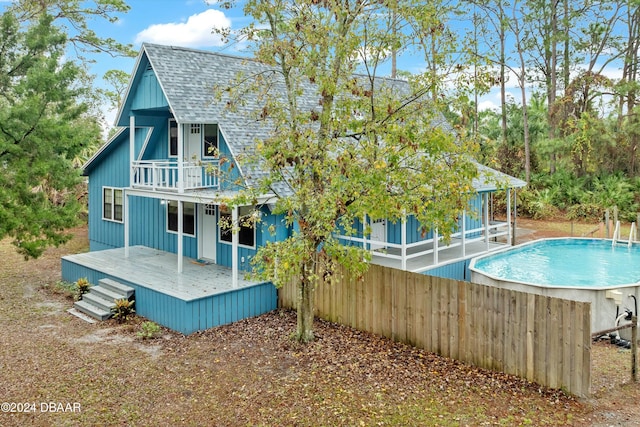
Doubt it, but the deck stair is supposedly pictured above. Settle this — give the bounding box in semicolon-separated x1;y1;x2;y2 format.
73;278;135;321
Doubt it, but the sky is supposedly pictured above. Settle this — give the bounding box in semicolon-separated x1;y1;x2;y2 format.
91;0;252;126
89;0;510;125
0;0;625;130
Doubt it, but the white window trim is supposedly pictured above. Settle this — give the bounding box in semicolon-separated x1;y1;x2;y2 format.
102;187;123;223
168;118;178;158
218;206;257;249
202;123;219;159
166;200;196;237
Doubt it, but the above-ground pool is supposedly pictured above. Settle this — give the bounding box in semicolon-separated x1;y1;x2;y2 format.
469;238;640;335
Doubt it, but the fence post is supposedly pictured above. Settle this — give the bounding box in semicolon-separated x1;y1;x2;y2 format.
632;316;638;383
605;210;610;238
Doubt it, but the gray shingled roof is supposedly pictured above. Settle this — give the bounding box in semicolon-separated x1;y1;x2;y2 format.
140;43;284;192
120;43;524;193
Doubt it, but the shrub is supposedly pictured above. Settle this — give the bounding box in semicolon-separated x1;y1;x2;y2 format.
517;188;559;219
50;280;76;299
566;203;603;222
75;277;91;301
137;321;161;339
112;299;135;323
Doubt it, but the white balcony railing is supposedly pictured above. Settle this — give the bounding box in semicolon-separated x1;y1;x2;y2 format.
334;220;510;273
132;160;219;191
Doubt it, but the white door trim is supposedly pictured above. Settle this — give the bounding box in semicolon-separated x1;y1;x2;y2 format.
200;203;217;261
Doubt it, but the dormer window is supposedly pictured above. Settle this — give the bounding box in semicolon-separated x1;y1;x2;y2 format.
203;124;218;158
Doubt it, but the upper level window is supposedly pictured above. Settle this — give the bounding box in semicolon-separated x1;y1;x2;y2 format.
219;205;256;248
168;119;178;157
203;124;218;158
103;187;123;223
167;201;195;236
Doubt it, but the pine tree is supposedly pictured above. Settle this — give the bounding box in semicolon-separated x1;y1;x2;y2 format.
0;11;101;258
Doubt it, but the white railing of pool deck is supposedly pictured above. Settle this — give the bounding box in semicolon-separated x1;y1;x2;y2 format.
629;222;637;248
333;220;509;270
132;160;219;191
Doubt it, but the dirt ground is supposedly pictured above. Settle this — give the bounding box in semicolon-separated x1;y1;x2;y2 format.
0;221;639;426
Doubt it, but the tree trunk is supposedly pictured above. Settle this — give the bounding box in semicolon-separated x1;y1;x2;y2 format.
296;253;317;342
500;28;507;149
627;6;639;175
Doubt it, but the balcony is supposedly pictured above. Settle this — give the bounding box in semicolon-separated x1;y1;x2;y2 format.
132;160;219;191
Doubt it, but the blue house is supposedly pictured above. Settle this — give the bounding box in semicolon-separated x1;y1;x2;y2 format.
62;43;525;334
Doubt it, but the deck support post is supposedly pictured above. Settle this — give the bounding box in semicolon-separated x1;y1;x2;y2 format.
461;209;466;258
178;200;183;273
506;189;512;246
124;192;130;258
129;116;135;187
483;192;490;251
232;206;239;288
362;215;367;251
401;212;407;271
433;228;439;265
177;122;184;193
632;316;638;382
512;188;518;245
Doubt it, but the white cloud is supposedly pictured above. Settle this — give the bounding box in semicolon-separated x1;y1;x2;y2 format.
477;99;499;112
134;9;231;48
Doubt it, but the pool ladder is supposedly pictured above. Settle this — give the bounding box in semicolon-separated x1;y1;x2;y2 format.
612;220;637;247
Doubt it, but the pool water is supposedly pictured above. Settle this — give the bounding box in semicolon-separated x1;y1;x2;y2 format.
472;238;640;287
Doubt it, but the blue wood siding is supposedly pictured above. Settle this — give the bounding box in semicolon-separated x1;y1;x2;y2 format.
218;133;244;191
261;211;291;243
141;117;170;159
131;67;168;111
133;127;149;160
215;208;289;270
341;193;486;246
87;130;130;251
129;196;198;258
423;259;473;281
388;215;435;245
62;259;277;335
464;193;484;238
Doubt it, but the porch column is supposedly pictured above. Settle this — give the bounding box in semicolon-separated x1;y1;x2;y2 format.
178;200;184;273
484;192;490;251
124;192;130;258
401;212;407;271
232;206;239;288
129;116;135;187
433;228;439;265
461;209;466;258
177;122;184;193
506;189;512;246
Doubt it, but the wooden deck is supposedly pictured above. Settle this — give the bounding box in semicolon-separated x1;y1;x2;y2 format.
61;246;277;334
63;246;261;301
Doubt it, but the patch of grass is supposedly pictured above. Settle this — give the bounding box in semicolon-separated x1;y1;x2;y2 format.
48;280;77;299
137;321;161;339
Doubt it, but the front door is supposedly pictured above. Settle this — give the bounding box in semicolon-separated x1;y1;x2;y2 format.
202;204;217;261
185;124;202;187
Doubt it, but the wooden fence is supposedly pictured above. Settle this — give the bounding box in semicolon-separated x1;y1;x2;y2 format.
279;263;592;397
